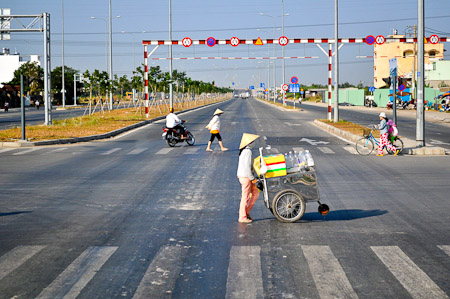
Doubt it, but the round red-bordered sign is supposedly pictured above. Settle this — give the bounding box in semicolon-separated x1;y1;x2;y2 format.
230;37;240;47
282;84;289;91
365;35;375;45
279;36;289;46
429;35;439;44
375;35;385;45
206;37;216;47
182;37;192;47
291;76;298;84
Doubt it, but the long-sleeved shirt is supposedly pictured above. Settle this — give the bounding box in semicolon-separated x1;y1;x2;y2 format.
166;113;181;128
377;118;388;134
237;147;255;180
207;115;220;132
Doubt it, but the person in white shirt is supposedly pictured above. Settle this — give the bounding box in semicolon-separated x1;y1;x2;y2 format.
205;109;228;151
165;107;185;136
237;133;260;223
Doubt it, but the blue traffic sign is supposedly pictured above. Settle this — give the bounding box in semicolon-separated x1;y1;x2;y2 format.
260;83;265;88
250;86;255;89
369;87;375;92
289;84;300;93
291;76;298;84
398;84;405;91
206;37;216;47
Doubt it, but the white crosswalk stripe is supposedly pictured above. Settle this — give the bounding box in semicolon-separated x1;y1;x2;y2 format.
36;246;117;299
371;246;448;299
155;148;174;155
0;148;15;154
343;145;359;154
100;148;122;155
302;245;359;299
225;246;263;299
438;245;450;257
127;148;148;155
317;146;335;154
132;245;188;299
184;147;201;154
12;148;41;155
0;245;47;280
41;148;68;155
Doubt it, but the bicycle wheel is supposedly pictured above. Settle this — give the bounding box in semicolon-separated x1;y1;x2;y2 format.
271;190;306;223
388;137;404;154
356;137;374;155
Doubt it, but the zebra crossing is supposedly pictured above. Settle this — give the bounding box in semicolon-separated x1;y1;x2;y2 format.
1;244;448;298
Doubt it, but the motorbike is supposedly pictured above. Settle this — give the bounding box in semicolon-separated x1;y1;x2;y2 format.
162;120;195;147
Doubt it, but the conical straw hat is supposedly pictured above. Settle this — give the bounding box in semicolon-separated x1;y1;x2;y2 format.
214;109;224;115
239;133;260;149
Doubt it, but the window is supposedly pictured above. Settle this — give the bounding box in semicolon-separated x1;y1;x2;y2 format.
403;50;414;58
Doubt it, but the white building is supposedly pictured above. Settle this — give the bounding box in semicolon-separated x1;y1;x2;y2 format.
0;48;41;87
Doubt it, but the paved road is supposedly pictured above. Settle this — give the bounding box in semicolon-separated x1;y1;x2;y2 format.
1;97;449;298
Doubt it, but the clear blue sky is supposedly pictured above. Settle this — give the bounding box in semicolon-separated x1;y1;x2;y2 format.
1;0;450;88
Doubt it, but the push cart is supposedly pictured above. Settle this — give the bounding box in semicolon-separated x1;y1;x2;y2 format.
256;148;330;223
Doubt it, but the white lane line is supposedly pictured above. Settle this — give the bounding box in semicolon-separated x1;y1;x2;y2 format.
184;147;201;155
155;148;174;155
0;148;15;154
127;148;148;155
0;245;47;280
343;146;359;155
292;147;305;153
226;246;264;299
438;245;450;257
263;136;267;141
133;245;188;299
302;245;358;299
317;147;335;154
41;148;68;155
12;148;40;155
100;148;122;155
371;246;448;299
36;246;117;299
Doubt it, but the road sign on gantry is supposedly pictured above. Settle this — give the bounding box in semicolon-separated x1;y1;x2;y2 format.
182;37;192;47
279;36;289;46
207;37;216;47
375;35;385;45
282;84;289;91
429;35;439;44
365;35;375;45
230;37;240;47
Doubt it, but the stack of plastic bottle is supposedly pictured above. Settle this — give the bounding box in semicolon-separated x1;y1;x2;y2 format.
284;150;315;174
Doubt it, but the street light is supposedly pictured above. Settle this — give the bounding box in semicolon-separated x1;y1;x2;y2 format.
90;16;108;72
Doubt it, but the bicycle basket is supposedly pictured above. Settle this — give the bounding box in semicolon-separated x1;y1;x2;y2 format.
362;128;371;138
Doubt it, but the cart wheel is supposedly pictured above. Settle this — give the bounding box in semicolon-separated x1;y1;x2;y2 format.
318;204;330;215
271;190;306;223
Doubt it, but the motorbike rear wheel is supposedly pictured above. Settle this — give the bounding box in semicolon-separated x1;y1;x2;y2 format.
186;132;195;146
166;132;177;147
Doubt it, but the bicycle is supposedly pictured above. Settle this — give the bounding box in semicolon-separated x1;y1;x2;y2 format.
355;126;403;156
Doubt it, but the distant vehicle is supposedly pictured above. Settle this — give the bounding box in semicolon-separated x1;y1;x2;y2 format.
240;92;250;99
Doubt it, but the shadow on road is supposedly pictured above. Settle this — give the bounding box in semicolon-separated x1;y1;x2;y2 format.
302;209;388;221
0;211;33;217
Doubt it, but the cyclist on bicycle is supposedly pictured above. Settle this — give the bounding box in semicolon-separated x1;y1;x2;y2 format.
374;112;399;156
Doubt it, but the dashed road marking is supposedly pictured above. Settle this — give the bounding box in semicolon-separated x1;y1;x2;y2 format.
12;148;41;155
0;148;15;154
302;245;358;299
0;245;47;280
317;147;335;154
184;147;201;155
36;246;118;299
226;246;263;299
41;148;68;155
343;146;359;155
100;148;122;155
371;246;448;299
127;148;148;155
438;245;450;257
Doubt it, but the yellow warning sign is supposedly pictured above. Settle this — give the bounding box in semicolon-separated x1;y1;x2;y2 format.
254;37;264;45
424;37;428;44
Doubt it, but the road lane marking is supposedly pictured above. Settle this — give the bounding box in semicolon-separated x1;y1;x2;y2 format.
292;147;305;153
184;147;201;155
302;245;358;299
0;245;47;280
317;147;335;154
36;246;117;299
133;245;188;298
41;148;68;155
226;246;263;299
438;245;450;257
127;148;148;155
343;146;358;155
12;148;40;155
155;148;174;155
371;246;448;299
100;148;122;155
0;148;15;154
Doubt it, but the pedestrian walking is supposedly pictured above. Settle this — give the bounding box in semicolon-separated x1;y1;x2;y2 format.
35;100;40;110
375;112;398;156
237;133;260;223
4;101;9;112
205;109;228;151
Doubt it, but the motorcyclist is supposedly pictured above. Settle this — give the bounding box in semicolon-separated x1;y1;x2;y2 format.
165;107;185;137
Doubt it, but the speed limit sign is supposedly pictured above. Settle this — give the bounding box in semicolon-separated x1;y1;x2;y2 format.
429;35;439;44
375;35;385;45
279;36;289;46
230;37;240;47
282;84;289;91
182;37;192;47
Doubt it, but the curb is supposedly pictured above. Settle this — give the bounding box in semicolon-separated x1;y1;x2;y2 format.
313;119;446;156
1;99;230;147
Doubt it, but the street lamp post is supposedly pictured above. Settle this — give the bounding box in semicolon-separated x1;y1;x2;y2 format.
281;0;286;106
256;29;271;101
62;0;65;108
90;17;108;75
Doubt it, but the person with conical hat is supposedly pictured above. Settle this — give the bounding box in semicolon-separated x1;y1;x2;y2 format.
236;133;260;223
205;108;228;151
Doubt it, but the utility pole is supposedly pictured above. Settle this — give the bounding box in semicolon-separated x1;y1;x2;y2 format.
61;0;66;108
334;0;339;122
416;0;425;146
109;0;113;110
281;0;286;106
169;0;173;110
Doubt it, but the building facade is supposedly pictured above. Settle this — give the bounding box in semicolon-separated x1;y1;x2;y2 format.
0;48;41;87
373;34;444;88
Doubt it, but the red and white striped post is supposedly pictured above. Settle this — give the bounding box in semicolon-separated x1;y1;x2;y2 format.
328;43;332;121
144;45;149;118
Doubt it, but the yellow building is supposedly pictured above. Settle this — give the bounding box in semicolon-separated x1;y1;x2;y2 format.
373;34;444;88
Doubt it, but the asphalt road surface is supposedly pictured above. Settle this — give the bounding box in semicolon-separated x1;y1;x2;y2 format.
1;97;449;298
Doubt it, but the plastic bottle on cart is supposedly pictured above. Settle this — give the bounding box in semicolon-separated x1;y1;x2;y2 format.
305;150;315;169
298;151;307;171
291;151;300;173
287;151;296;173
284;153;292;171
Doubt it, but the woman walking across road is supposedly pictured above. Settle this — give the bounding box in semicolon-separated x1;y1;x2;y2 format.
375;112;399;156
205;109;228;151
237;133;260;223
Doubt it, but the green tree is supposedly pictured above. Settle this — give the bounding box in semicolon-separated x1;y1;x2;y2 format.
7;62;44;96
51;66;79;105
